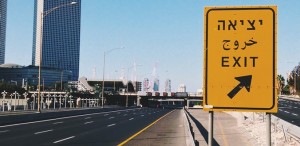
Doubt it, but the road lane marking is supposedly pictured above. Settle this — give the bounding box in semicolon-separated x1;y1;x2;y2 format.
117;110;175;146
284;111;290;113
84;121;94;125
53;136;75;144
53;121;63;125
0;109;136;128
34;129;53;135
123;114;127;116
129;118;134;121
107;123;116;127
141;115;144;117
109;117;115;119
292;113;298;116
104;114;109;116
0;130;9;133
216;114;229;146
84;117;91;119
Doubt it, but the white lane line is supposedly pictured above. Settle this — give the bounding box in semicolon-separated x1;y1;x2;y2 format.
123;114;127;116
141;115;144;117
53;136;75;144
107;123;116;127
53;121;63;125
109;117;115;119
104;114;109;116
0;130;9;133
129;118;134;121
84;117;91;119
279;109;283;111
34;129;53;135
0;109;136;128
84;121;94;125
284;111;290;114
292;113;298;116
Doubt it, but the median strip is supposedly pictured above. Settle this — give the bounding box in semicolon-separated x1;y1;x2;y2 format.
117;110;174;146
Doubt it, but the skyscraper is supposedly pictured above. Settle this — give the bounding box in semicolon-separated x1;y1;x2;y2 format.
32;0;81;81
0;0;7;64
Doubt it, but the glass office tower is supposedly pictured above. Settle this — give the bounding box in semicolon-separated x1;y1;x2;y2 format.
32;0;81;81
0;0;7;64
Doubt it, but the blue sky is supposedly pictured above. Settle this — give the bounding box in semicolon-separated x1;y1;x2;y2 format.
5;0;300;92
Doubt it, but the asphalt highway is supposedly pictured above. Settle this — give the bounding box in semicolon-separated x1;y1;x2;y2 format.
274;97;300;126
0;108;172;146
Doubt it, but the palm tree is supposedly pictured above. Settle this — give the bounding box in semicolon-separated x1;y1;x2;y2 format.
277;74;285;95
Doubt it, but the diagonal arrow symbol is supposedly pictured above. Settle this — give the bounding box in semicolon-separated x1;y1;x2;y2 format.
227;75;252;99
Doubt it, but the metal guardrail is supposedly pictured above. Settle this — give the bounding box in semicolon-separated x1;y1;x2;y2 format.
272;115;300;143
183;108;196;146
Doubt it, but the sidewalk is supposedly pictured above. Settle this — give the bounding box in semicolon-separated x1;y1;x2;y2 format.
186;109;252;146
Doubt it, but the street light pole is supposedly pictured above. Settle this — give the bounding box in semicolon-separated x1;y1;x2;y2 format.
37;2;77;113
101;47;124;108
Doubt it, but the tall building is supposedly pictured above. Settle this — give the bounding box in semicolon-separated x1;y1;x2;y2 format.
165;79;171;92
143;78;149;91
32;0;81;81
0;0;7;64
153;78;159;91
177;84;186;92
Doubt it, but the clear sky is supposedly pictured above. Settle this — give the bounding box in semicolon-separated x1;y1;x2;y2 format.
5;0;300;92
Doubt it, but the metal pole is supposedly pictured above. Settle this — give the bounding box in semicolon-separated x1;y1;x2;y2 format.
126;82;128;107
14;92;17;111
37;12;43;113
266;113;271;146
59;95;62;109
101;52;105;108
208;111;214;146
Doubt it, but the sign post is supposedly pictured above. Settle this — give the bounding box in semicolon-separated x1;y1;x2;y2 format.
203;6;277;146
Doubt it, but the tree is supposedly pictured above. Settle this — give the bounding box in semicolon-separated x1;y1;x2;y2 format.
0;82;26;94
277;74;285;95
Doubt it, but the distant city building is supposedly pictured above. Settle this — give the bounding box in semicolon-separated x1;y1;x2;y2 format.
0;63;72;87
177;84;186;92
0;0;7;64
165;79;171;92
143;78;149;91
153;78;159;91
32;0;81;81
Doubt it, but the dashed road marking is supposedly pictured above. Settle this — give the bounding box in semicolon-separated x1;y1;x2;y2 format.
0;130;9;133
109;117;115;119
53;121;63;125
84;121;94;125
107;123;116;127
129;118;134;121
34;129;53;135
84;117;91;119
53;136;75;144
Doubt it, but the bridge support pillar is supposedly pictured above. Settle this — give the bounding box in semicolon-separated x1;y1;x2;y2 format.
186;99;189;109
137;96;141;106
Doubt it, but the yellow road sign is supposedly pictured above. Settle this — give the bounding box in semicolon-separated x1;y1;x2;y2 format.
203;6;277;112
